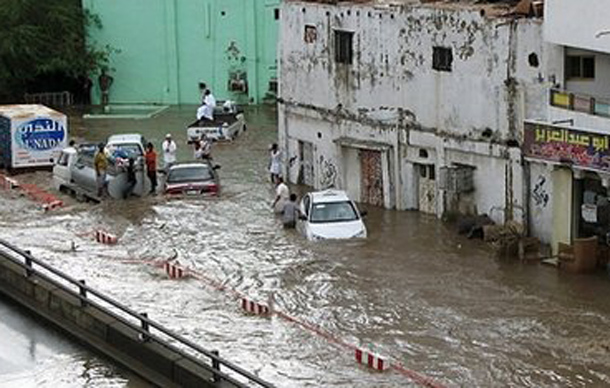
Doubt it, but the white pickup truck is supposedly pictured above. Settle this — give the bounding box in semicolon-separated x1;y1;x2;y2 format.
186;101;246;142
53;134;150;201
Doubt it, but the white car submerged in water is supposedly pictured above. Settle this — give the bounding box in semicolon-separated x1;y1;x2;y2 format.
297;189;367;241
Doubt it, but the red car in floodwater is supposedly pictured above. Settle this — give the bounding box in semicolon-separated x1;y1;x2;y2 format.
164;161;220;196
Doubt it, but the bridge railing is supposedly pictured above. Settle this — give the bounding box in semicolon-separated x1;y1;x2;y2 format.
0;238;273;388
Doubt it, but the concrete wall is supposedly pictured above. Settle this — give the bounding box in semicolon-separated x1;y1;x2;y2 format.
549;106;610;132
551;167;573;254
280;2;548;141
278;1;547;220
528;161;554;244
83;0;280;105
545;0;610;55
0;256;221;388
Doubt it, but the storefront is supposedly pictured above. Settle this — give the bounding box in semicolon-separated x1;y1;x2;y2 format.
523;120;610;252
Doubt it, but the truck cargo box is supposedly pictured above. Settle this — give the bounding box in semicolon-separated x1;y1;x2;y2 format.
0;104;68;169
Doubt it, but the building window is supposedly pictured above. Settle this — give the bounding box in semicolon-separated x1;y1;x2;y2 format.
432;46;453;72
566;55;595;79
304;25;317;43
334;30;353;64
274;8;280;20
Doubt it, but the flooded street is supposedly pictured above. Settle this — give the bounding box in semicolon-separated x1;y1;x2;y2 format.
2;105;610;387
0;297;146;388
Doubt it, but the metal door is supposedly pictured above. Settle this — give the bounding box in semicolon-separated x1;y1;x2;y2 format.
299;141;314;186
417;164;437;214
360;149;384;207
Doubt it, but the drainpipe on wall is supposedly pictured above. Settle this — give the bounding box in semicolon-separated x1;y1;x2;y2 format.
523;158;531;236
164;0;180;104
245;0;260;104
437;139;447;218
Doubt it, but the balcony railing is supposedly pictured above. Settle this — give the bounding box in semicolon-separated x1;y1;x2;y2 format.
550;88;610;118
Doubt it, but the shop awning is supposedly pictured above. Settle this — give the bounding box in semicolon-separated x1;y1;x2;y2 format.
333;137;393;151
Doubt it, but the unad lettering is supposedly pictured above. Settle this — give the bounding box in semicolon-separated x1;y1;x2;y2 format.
26;138;60;150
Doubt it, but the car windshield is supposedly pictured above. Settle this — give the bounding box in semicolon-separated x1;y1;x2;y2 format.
110;143;142;157
167;166;213;184
310;201;358;223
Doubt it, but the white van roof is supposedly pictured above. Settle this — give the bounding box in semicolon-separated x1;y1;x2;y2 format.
107;134;144;145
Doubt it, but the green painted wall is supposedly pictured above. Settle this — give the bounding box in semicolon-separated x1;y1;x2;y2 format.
83;0;280;105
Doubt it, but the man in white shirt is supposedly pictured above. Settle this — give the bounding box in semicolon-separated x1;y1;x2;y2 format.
272;177;290;214
196;103;214;121
203;89;216;108
162;133;177;171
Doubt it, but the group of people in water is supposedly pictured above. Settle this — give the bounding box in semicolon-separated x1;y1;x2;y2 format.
268;143;300;229
92;129;214;199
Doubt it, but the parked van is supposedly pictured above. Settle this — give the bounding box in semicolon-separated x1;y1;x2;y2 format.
53;134;149;201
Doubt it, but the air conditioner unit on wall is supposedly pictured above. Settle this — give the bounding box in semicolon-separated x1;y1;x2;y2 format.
439;165;475;193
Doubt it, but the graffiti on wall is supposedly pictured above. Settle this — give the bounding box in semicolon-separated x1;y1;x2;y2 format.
532;175;549;208
318;155;337;189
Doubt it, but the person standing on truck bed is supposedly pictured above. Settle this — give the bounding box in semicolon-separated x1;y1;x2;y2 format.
196;103;213;122
199;82;209;104
145;142;157;194
204;89;216;109
162;134;177;172
94;143;108;198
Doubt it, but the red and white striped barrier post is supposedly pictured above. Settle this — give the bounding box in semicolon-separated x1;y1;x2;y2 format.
42;200;64;212
0;174;18;190
355;348;389;371
240;297;270;316
4;177;18;190
94;230;118;245
164;261;187;279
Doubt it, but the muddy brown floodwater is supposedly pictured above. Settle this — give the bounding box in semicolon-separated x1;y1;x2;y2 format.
1;105;610;387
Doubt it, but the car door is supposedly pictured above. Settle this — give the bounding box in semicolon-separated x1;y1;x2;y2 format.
53;151;72;189
72;154;96;193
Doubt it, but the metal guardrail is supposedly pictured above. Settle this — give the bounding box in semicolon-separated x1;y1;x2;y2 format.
24;91;73;107
0;239;274;388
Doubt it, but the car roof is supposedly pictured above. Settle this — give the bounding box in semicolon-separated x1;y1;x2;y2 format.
107;134;143;145
309;189;351;203
169;162;212;170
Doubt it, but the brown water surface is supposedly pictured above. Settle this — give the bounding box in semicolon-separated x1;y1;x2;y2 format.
1;105;610;387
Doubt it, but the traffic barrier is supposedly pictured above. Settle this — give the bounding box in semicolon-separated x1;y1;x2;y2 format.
355;348;389;371
18;183;64;211
105;255;447;387
94;230;118;245
42;200;64;212
164;261;186;279
240;297;270;316
0;174;18;190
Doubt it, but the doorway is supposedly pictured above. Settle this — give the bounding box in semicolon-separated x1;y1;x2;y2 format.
298;140;314;186
416;163;436;214
360;149;384;207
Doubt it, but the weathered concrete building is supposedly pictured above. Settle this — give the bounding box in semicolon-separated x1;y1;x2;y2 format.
279;0;548;225
525;0;610;251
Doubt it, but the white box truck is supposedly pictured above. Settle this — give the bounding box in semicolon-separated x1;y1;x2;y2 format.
0;104;68;170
